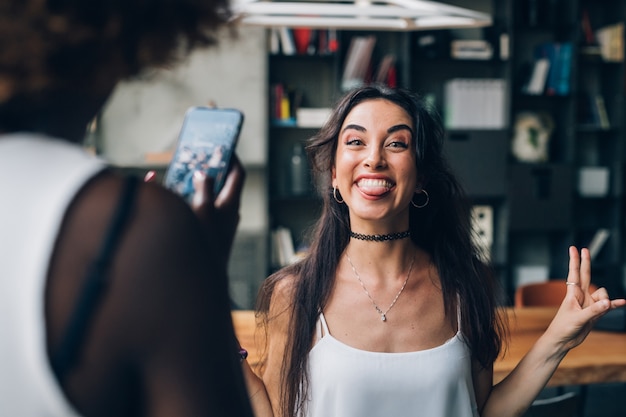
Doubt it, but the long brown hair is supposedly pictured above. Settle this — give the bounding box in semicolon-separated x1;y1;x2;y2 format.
257;84;507;417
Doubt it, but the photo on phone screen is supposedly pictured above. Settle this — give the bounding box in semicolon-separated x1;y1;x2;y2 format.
164;106;244;202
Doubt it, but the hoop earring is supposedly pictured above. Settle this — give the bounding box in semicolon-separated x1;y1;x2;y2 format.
333;186;344;204
411;189;429;208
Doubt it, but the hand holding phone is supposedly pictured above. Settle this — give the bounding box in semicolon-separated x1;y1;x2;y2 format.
164;106;244;202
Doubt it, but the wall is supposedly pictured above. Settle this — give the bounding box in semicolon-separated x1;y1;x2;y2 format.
99;26;269;308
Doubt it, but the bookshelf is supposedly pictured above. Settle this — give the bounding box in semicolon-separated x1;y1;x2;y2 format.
267;29;411;271
507;0;625;299
572;0;625;296
264;0;626;301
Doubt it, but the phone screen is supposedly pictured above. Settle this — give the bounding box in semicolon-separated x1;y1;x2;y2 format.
164;106;244;202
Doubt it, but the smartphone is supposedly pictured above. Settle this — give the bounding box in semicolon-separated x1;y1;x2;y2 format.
164;106;244;202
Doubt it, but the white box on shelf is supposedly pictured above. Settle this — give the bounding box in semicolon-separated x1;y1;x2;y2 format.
296;107;332;128
514;266;549;287
451;40;493;60
578;167;610;197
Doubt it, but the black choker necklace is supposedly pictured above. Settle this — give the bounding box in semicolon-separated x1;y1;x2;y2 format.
350;230;411;242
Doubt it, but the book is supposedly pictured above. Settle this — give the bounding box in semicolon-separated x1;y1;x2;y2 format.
306;29;318;55
341;35;376;91
534;43;556;95
588;229;610;260
523;58;550;95
271;227;296;267
270;83;297;125
292;28;312;55
594;95;610;129
581;9;596;45
328;29;339;53
278;27;296;55
268;27;280;54
374;54;396;86
553;42;573;96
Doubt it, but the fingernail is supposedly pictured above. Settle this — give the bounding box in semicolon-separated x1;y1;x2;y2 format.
192;171;206;206
144;170;156;182
194;170;206;181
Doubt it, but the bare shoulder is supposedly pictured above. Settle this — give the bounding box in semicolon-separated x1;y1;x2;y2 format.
48;171;244;416
266;270;298;319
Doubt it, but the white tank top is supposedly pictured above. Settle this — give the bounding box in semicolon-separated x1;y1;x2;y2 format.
305;312;479;417
0;133;105;416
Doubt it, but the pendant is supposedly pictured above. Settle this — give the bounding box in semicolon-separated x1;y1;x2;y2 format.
381;314;387;322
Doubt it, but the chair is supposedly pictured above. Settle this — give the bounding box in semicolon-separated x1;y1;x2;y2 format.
522;391;579;417
515;280;597;414
515;280;599;308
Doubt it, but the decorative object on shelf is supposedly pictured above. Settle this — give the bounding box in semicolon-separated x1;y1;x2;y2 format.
287;143;310;196
596;22;625;62
471;205;493;262
511;111;554;163
232;0;492;31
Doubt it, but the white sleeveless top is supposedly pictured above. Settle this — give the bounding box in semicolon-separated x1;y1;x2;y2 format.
0;133;105;416
305;312;479;417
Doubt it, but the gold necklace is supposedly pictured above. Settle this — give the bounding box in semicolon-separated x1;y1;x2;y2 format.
345;252;415;322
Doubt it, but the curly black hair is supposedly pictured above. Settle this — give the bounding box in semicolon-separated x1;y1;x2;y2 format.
0;0;233;101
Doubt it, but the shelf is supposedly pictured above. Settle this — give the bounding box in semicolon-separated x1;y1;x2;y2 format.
264;0;626;301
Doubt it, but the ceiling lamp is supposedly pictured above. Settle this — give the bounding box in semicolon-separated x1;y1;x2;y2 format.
231;0;492;31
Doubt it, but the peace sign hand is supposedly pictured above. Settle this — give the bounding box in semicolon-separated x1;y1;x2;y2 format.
545;246;626;352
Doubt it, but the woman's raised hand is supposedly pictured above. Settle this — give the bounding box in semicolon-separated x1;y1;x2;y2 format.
546;246;626;352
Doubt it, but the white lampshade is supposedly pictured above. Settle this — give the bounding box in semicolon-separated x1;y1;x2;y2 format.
231;0;492;31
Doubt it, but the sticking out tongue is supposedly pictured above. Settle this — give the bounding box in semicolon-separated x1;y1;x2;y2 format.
357;179;392;196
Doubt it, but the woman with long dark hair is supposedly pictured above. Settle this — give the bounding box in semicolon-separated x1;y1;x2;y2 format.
248;84;624;417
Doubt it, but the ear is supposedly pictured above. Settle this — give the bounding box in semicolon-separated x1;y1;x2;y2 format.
331;166;337;188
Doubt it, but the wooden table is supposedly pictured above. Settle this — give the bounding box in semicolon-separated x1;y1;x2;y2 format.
233;307;626;386
494;307;626;386
232;310;265;369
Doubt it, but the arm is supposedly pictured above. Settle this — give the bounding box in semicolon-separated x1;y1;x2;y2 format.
136;163;256;417
193;158;274;417
242;360;274;417
477;246;626;417
261;277;295;417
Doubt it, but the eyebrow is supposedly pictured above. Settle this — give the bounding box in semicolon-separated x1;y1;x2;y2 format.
341;123;414;136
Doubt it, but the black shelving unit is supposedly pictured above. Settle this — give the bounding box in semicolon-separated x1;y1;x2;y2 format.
265;0;626;299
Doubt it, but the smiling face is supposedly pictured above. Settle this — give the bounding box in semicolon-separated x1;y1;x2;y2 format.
332;98;419;231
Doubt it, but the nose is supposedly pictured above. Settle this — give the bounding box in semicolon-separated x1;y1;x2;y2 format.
364;145;386;169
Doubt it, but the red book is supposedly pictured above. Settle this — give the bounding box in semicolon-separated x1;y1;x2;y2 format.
292;28;312;55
